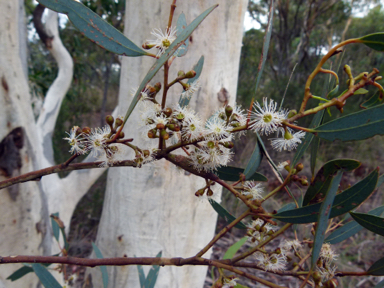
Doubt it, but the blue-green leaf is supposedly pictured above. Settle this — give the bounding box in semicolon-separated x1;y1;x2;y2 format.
374;279;384;287
92;242;108;288
311;171;343;268
124;5;217;123
50;212;60;242
368;256;384;276
136;264;146;288
243;138;263;180
360;32;384;52
350;212;384;237
360;91;384;109
325;205;384;244
274;169;378;223
6;266;34;281
176;13;189;57
208;199;247;229
37;0;146;57
215;166;267;182
303;159;360;206
314;103;384;141
179;56;204;107
145;251;162;288
32;264;62;288
223;237;247;260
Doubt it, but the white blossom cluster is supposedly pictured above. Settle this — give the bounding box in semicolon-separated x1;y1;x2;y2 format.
250;97;306;151
316;243;339;282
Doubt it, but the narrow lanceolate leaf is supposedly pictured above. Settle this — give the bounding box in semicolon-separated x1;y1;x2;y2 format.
368;257;384;276
145;251;162;288
274;169;378;224
326;205;384;244
373;279;384;287
92;242;109;288
310;136;321;179
124;5;218;124
292;109;324;168
37;0;146;57
223;237;247;260
253;0;274;94
6;266;34;281
50;212;60;242
243;138;263;180
215;166;267;182
179;56;204;107
303;159;360;206
136;264;146;287
314;103;384;141
32;264;62;288
209;199;247;229
311;171;342;268
361;91;384;109
350;212;384;237
176;13;189;57
360;32;384;52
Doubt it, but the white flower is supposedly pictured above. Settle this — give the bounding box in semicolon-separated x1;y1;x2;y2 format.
205;116;230;140
84;126;111;157
317;265;337;282
257;253;287;272
241;181;264;200
270;129;306;152
181;116;205;141
320;243;338;264
250;98;286;135
63;126;85;155
223;277;239;288
277;161;289;171
139;101;162;127
147;26;177;57
282;239;302;252
180;78;201;103
189;142;232;172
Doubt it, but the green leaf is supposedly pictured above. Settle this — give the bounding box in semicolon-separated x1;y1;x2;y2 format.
360;32;384;52
124;5;217;124
361;91;384;109
136;264;146;288
377;174;384;189
274;169;378;224
368;257;384;276
179;56;204;107
350;212;384;237
37;0;146;57
311;171;343;268
215;166;267;182
32;264;62;288
314;103;384;141
145;251;162;288
292;110;324;168
208;199;247;229
354;88;369;95
6;266;34;281
243;138;263;180
176;13;189;57
374;279;384;287
326;84;339;99
326;205;384;244
223;237;247;260
234;285;251;288
50;212;60;242
253;0;274;94
310;136;321;179
92;242;109;288
303;159;360;206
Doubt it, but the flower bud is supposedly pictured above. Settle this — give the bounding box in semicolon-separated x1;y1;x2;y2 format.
142;42;156;49
143;150;150;158
154;82;162;92
296;163;304;172
115;118;123;127
301;179;309;186
82;127;91;134
106;115;114;125
225;105;233;118
323;279;338;288
177;70;186;78
220;141;234;149
160;129;169;140
74;126;82;136
147;129;156;138
195;188;205;197
207;188;213;197
163;107;173;117
118;131;125;139
157;123;165;130
185;70;196;78
312;271;322;283
287;109;297;118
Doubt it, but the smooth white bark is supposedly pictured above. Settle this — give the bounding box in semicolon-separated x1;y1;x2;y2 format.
92;1;247;287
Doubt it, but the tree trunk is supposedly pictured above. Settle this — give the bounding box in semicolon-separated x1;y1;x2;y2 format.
92;1;247;287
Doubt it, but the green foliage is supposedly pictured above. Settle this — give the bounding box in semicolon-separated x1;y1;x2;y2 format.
368;257;384;276
137;251;162;288
350;212;384;237
179;56;204;107
32;264;62;288
209;199;247;229
223;237;248;260
92;242;109;288
216;166;267;182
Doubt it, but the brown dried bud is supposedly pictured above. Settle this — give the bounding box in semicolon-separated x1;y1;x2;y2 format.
142;42;155;49
157;123;165;130
147;129;156;138
154;82;162;92
82;127;91;134
164;107;173;117
324;279;338;288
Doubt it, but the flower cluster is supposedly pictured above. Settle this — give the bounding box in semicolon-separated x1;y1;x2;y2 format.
249;97;306;151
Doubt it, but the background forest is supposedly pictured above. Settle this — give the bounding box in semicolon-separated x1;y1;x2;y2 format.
23;0;384;287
